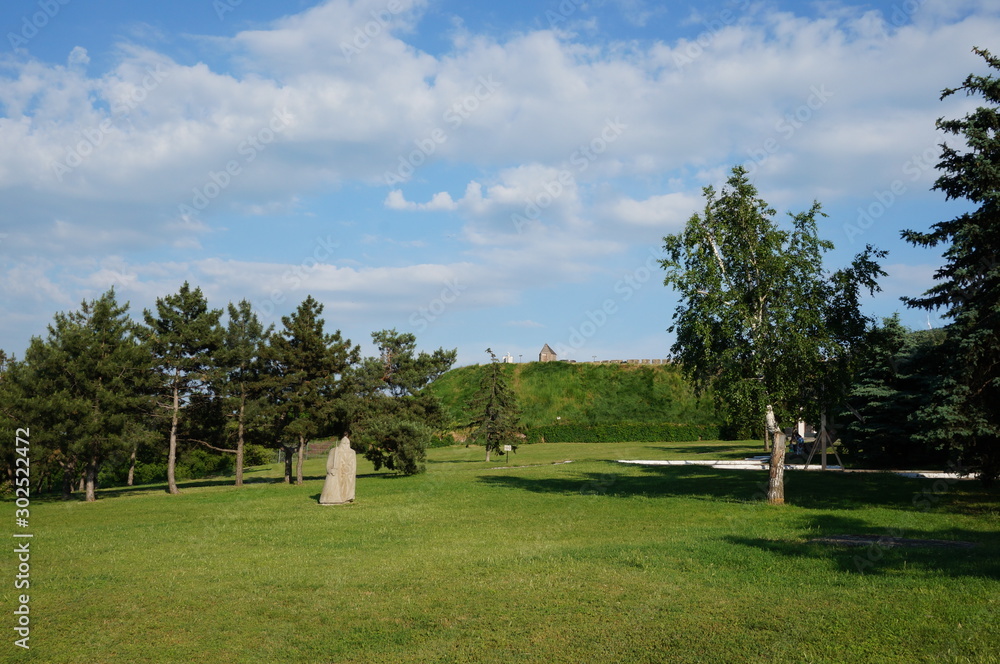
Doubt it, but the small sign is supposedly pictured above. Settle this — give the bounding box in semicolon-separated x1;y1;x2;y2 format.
503;445;512;452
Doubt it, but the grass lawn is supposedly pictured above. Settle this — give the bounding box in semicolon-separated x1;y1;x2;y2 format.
6;441;1000;663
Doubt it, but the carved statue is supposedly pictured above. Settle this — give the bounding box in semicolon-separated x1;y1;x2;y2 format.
765;404;778;435
319;435;356;505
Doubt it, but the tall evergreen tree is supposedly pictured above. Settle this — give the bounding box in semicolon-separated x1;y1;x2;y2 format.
209;300;273;487
351;329;456;475
902;47;1000;484
269;296;358;485
468;348;522;462
838;316;947;467
661;166;885;503
21;290;151;502
143;282;223;495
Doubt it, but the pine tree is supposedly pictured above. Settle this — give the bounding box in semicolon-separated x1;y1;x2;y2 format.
351;329;456;475
902;47;1000;484
210;300;273;487
21;290;151;502
269;296;358;485
143;282;223;495
468;348;522;462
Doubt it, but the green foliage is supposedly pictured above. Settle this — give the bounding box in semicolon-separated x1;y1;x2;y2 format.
838;317;949;467
901;47;1000;484
242;444;272;467
428;361;719;430
351;329;456;475
525;422;721;443
267;295;359;483
355;416;429;475
661;166;886;438
467;349;522;460
143;281;224;494
20;289;153;500
212;299;274;486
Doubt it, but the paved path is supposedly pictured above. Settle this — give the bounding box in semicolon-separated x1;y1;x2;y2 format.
616;459;975;480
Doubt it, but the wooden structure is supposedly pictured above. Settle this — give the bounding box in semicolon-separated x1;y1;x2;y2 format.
538;344;557;362
803;411;844;470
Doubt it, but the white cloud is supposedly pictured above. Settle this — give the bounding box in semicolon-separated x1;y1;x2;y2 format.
384;190;458;211
2;0;998;355
606;192;701;229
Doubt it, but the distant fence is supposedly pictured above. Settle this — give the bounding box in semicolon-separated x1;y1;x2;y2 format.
592;359;673;365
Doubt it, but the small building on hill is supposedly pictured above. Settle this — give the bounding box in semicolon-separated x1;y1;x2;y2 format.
539;344;557;362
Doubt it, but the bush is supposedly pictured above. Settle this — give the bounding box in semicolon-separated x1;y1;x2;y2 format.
242;444;271;467
524;422;722;444
175;448;234;480
356;417;429;475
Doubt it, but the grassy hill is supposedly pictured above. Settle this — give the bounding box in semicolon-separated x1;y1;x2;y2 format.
426;361;719;431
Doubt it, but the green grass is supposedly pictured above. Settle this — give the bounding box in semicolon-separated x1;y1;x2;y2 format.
5;441;1000;663
427;361;718;429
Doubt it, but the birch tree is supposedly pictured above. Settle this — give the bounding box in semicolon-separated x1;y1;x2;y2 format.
661;166;885;503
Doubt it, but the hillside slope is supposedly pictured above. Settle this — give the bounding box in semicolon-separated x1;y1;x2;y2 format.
426;361;719;430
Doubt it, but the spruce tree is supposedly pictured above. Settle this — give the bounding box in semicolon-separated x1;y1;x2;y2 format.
468;348;522;462
902;47;1000;483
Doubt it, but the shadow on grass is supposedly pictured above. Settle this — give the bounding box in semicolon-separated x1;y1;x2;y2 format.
476;461;1000;512
32;471;398;503
725;512;1000;579
649;444;764;456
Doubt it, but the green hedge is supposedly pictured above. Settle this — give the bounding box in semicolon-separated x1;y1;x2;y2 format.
524;422;721;444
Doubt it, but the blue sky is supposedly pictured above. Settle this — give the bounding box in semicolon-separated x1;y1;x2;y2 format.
1;0;996;366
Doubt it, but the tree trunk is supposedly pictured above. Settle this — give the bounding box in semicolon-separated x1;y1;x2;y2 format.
235;397;245;488
296;435;306;485
767;432;786;505
485;446;491;463
127;443;137;486
61;460;75;500
167;380;181;495
283;446;293;483
84;458;98;503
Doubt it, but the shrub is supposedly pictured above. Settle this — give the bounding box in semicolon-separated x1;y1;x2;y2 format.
524;422;722;444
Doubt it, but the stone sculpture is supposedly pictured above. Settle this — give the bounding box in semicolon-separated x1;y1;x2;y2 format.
319;435;356;505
